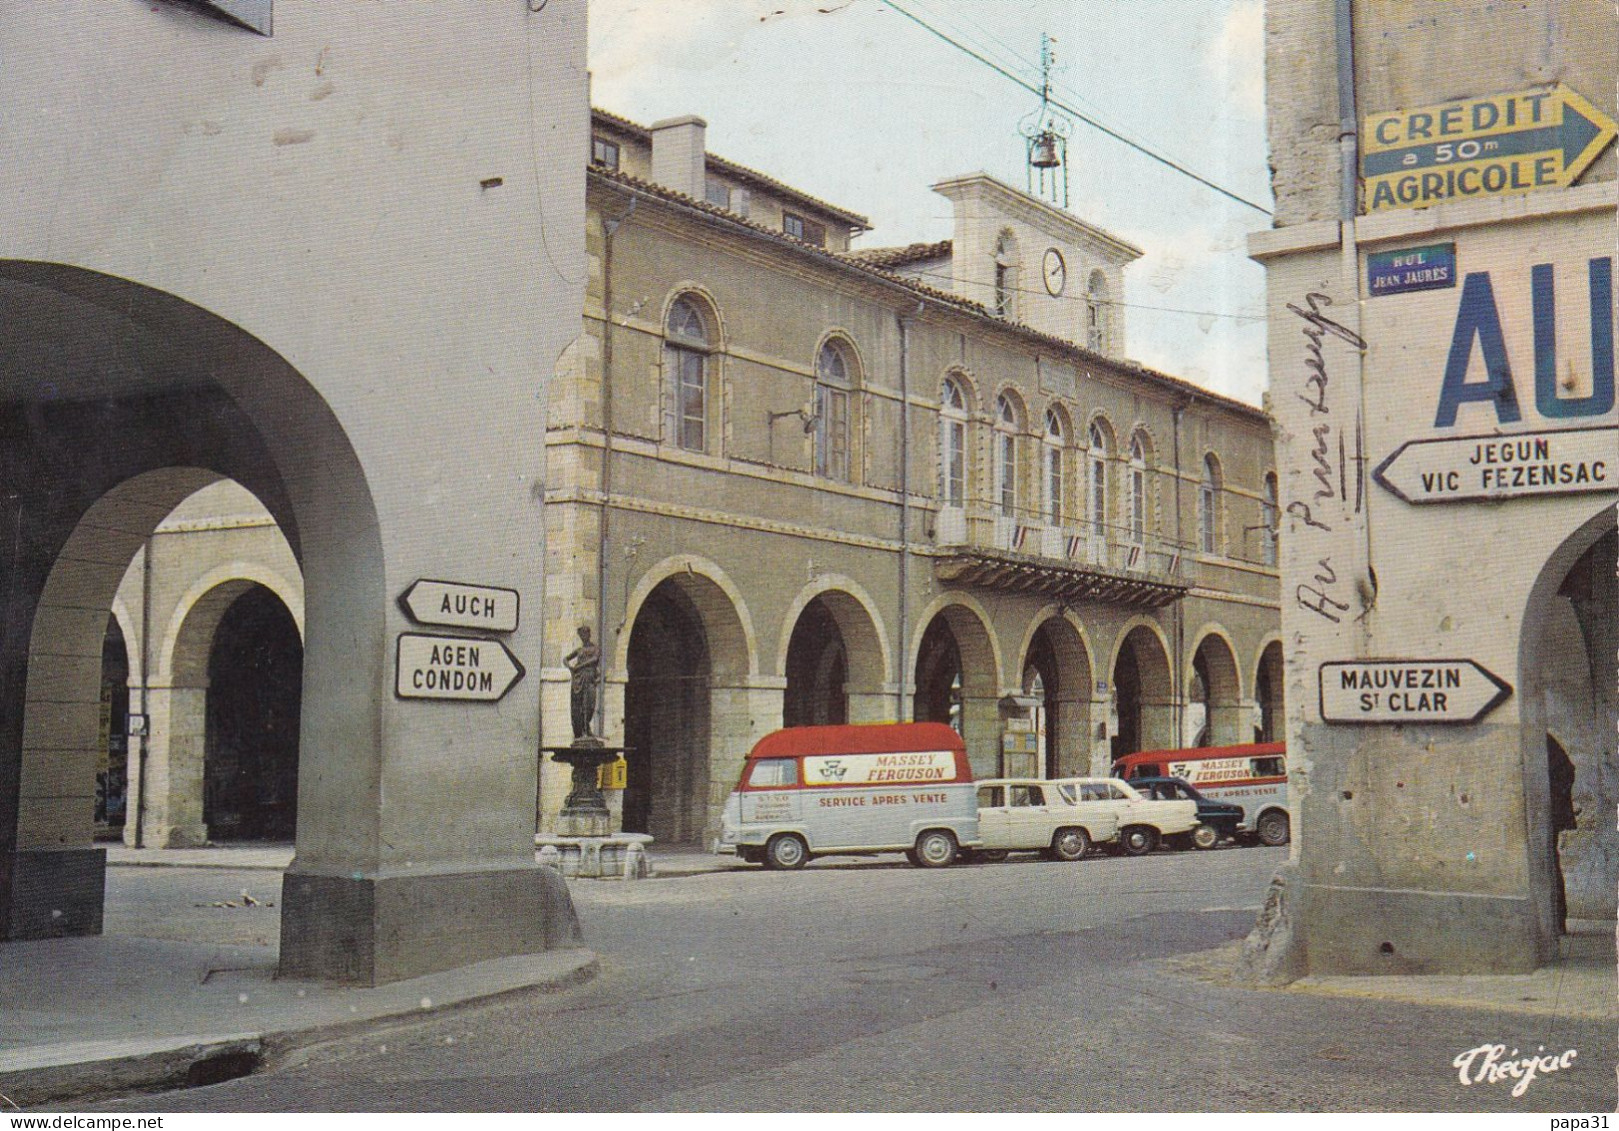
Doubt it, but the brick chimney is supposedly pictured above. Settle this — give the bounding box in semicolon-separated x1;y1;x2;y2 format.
650;115;707;201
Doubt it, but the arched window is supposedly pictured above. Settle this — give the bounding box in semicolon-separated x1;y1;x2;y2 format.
1087;420;1109;544
994;231;1019;320
939;377;967;508
1199;453;1222;555
1087;270;1109;352
664;296;711;452
1043;407;1066;525
815;341;852;481
994;392;1020;517
1262;472;1279;566
1127;431;1148;546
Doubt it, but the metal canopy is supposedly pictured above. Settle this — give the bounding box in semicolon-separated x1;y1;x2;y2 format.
933;548;1189;609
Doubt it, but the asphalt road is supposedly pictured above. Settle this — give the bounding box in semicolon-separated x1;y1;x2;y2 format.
93;846;1614;1112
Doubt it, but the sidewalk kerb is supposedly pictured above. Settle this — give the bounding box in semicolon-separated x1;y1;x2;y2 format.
0;950;598;1109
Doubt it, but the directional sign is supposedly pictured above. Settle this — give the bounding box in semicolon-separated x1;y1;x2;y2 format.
1319;659;1511;724
1373;426;1616;504
399;579;519;633
1363;85;1617;212
396;633;525;702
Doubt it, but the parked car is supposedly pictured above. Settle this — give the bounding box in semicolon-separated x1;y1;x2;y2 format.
971;778;1117;862
1051;777;1199;855
1113;742;1291;846
1127;776;1244;849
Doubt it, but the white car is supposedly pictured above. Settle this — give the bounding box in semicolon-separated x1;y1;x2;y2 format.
972;778;1118;861
1052;777;1198;855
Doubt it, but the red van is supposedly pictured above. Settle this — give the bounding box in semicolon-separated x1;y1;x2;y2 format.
716;722;980;869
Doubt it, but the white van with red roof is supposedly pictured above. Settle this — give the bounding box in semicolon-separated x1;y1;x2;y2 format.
1112;741;1291;846
716;722;980;869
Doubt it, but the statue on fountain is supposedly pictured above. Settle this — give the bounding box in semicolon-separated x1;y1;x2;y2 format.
540;624;641;867
562;625;601;744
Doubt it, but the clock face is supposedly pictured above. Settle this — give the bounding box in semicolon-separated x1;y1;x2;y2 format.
1042;248;1067;296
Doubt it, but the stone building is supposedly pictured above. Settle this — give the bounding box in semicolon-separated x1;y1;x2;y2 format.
2;0;587;983
1252;0;1615;975
539;109;1283;846
87;105;1285;859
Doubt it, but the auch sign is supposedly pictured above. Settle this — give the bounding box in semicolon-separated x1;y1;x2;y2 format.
1320;660;1511;724
396;633;525;702
1374;427;1615;504
400;579;519;633
1363;85;1616;212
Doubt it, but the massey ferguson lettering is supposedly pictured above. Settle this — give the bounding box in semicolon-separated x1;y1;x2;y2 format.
802;751;957;786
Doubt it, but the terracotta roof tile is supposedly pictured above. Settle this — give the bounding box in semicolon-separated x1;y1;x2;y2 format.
590;106;869;229
846;240;954;269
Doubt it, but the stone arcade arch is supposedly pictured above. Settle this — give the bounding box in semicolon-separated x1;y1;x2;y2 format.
1187;628;1244;747
201;584;304;843
780;582;889;728
783;599;847;728
132;573;305;849
912;597;1000;777
124;501;306;851
619;561;755;846
1018;611;1096;778
4;0;586;988
1518;508;1616;939
1109;622;1174;760
1253;639;1284;744
0;265;572;984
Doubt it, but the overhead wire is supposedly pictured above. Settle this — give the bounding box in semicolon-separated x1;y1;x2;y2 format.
910;0;1245;184
884;0;1273;216
885;263;1264;324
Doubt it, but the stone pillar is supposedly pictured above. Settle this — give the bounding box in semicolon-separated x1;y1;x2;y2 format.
706;680;782;844
959;692;1003;779
1140;696;1179;751
536;667;575;836
136;683;210;847
1207;698;1257;748
7;618;106;938
847;684;901;724
1086;696;1113;775
1051;690;1091;778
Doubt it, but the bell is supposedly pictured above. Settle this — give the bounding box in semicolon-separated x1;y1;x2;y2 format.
1030;133;1061;169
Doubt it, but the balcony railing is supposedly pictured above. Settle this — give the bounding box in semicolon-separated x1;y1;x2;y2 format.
931;503;1193;608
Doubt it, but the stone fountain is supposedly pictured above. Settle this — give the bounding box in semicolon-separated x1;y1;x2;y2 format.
536;627;650;879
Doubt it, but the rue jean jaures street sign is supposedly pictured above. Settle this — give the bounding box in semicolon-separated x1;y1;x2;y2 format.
1373;426;1616;503
1363;84;1617;212
1319;659;1512;724
1367;243;1455;297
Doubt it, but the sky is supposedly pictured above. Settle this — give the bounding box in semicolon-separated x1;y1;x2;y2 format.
587;0;1273;406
